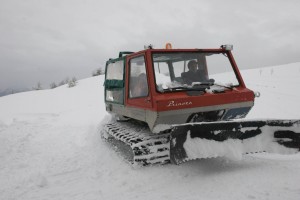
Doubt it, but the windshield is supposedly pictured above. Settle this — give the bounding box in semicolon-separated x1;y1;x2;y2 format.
152;52;240;92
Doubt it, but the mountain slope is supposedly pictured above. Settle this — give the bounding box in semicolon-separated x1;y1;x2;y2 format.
0;87;30;97
0;63;300;200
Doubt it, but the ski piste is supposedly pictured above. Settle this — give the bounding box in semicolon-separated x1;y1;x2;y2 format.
102;119;300;166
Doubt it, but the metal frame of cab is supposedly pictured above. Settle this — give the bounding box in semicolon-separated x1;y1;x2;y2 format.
105;47;255;131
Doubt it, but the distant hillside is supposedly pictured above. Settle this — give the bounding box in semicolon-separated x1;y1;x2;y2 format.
0;87;30;97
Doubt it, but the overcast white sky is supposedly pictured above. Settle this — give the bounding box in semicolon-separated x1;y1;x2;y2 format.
1;0;300;91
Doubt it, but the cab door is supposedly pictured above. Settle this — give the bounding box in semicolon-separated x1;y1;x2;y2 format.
126;54;152;111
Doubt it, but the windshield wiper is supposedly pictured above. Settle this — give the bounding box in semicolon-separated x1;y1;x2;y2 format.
161;86;186;91
194;79;235;90
158;79;235;93
191;79;215;86
161;85;209;92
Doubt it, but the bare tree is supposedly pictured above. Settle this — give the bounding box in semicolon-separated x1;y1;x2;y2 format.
92;68;105;76
50;82;57;89
33;82;43;90
58;80;65;86
68;77;77;88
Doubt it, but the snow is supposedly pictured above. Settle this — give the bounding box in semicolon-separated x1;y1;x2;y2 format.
1;63;300;200
184;126;298;162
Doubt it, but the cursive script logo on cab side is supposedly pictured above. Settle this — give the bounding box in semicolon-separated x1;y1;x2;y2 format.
167;100;192;107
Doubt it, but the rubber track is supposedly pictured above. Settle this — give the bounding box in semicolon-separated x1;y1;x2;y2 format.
103;122;171;166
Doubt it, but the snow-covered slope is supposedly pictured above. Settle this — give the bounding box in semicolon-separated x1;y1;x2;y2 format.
243;63;300;119
1;63;300;200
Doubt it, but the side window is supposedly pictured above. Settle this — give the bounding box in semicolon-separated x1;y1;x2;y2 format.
105;60;124;104
129;56;149;98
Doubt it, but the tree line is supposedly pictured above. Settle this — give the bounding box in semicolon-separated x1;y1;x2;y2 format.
33;67;105;90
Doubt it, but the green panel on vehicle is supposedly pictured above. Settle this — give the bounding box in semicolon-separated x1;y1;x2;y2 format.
104;79;124;89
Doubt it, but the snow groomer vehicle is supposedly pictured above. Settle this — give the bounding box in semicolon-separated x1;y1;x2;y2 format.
102;43;300;166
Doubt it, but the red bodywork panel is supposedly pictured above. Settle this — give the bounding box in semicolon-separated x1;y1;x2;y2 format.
124;48;254;112
152;87;254;112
